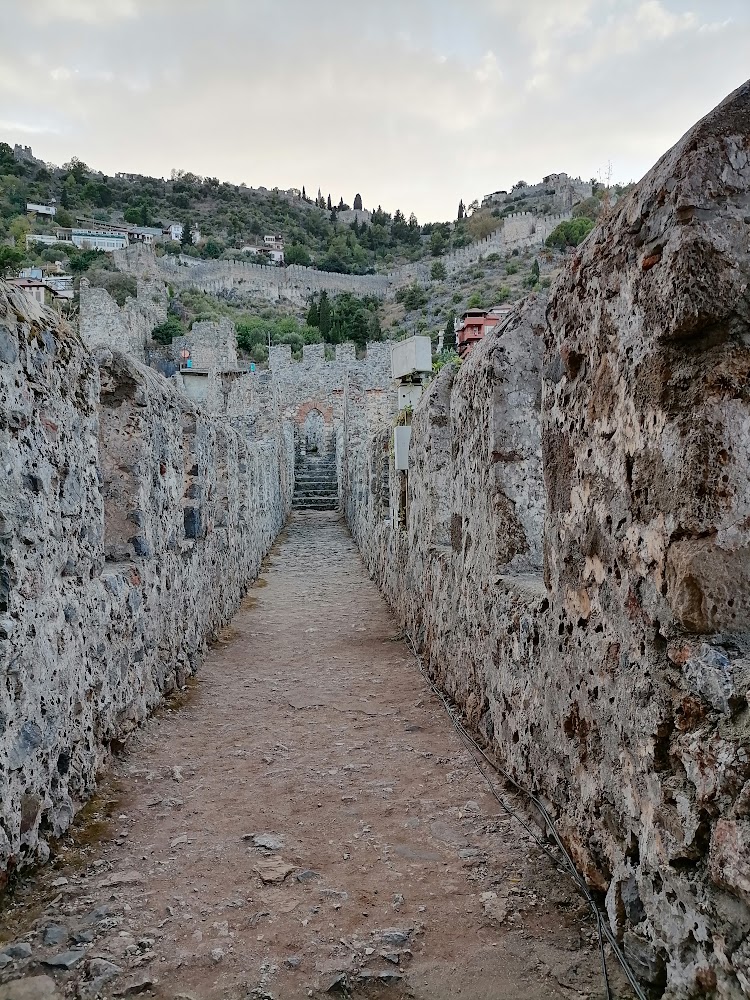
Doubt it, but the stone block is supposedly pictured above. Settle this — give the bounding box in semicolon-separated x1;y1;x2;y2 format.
710;819;750;905
666;539;750;634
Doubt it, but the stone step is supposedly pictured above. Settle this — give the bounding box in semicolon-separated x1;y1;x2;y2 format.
292;500;339;511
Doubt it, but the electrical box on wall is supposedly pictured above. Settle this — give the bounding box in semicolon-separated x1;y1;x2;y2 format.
391;337;432;381
394;426;412;471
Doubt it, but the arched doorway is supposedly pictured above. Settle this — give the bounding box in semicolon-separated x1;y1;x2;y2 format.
303;408;327;454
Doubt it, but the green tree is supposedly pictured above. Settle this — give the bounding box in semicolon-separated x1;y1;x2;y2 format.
457;200;465;221
444;310;456;349
531;258;540;283
203;239;224;259
430;260;447;281
285;243;311;266
151;314;184;345
0;245;23;276
69;248;107;274
9;215;30;251
430;230;446;257
546;217;595;249
180;218;193;247
306;296;320;327
318;290;332;337
353;193;362;211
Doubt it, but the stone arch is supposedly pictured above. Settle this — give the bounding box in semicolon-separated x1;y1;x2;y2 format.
293;400;334;456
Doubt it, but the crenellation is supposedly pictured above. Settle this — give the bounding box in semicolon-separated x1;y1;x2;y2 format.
113;209;570;302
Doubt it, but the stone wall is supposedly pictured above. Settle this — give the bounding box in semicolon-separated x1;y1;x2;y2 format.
113;210;570;303
79;275;168;360
341;81;750;998
227;341;395;460
0;281;293;884
173;317;239;371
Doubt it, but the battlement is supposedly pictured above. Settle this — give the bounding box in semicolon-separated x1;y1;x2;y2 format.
269;341;391;373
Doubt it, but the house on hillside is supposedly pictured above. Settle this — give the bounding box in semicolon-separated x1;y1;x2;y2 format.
10;277;68;308
455;305;513;357
71;228;128;251
26;202;56;217
165;223;201;244
26;230;72;249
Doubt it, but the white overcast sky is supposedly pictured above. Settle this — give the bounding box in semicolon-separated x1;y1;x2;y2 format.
0;0;747;221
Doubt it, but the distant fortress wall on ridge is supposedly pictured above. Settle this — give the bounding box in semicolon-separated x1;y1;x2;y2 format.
114;210;571;303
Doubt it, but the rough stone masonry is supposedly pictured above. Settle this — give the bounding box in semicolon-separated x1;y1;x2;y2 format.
1;76;749;1000
341;81;750;997
0;283;293;885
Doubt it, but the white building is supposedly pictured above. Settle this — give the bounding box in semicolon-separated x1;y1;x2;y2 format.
241;245;284;265
26;233;68;248
26;202;56;217
165;223;201;243
71;229;128;251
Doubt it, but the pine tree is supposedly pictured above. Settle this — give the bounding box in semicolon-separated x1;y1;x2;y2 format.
306;296;320;327
353;193;363;211
318;290;332;338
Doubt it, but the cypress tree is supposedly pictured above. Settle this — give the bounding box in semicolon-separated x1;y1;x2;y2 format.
353;193;363;211
306;296;320;327
318;290;332;338
327;194;332;211
180;218;193;247
444;310;456;348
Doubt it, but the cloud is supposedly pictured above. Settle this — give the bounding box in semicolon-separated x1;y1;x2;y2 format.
0;0;747;219
0;120;60;135
28;0;139;24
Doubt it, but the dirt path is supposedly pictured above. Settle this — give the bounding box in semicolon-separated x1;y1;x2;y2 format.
0;513;627;1000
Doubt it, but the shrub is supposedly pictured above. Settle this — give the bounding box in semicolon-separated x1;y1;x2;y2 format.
85;270;137;306
546;217;595;249
152;315;184;344
430;260;446;281
505;262;519;275
285;243;312;266
395;283;428;311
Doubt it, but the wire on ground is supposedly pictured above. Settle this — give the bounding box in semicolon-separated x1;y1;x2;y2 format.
404;631;648;1000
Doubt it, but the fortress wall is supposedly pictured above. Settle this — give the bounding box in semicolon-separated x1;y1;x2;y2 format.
114;212;571;303
0;281;293;883
79;276;168;360
340;81;750;999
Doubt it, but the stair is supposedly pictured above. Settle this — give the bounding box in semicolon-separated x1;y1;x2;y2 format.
293;453;339;512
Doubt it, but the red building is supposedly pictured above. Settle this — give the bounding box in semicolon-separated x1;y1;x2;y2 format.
455;306;513;357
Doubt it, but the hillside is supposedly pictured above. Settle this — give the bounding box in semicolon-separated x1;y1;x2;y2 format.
0;142;507;276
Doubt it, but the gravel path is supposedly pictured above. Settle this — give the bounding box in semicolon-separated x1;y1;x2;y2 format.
0;513;626;1000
